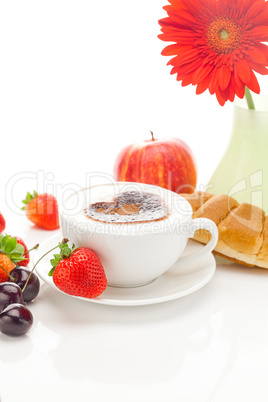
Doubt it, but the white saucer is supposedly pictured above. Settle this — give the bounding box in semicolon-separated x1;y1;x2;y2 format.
34;234;216;306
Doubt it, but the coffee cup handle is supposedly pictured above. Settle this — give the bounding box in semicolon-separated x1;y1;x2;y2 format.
174;218;218;268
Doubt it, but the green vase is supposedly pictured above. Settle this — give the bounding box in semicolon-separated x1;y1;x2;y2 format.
207;95;268;213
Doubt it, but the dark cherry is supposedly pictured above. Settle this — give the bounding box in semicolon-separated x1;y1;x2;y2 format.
0;303;33;336
0;282;25;312
9;267;40;303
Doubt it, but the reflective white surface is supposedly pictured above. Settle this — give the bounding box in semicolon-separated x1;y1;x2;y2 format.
1;218;268;402
1;0;268;401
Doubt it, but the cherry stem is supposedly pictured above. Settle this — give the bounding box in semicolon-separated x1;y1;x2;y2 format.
0;264;15;281
150;131;155;141
21;238;69;293
24;244;39;255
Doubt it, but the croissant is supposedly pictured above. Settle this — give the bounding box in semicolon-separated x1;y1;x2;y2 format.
179;191;268;268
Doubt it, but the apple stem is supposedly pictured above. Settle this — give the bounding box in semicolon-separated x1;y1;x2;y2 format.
150;131;155;141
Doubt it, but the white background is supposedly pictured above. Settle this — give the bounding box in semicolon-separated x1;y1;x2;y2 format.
1;2;268;402
1;0;267;217
0;0;237;215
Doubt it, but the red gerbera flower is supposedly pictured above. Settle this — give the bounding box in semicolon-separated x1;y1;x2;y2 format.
158;0;268;106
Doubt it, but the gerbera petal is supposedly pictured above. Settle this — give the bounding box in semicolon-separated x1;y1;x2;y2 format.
249;61;268;75
215;89;226;106
192;63;214;85
230;72;246;98
235;85;246;99
159;0;268;106
168;0;186;7
158;28;195;43
170;66;180;75
181;74;193;86
250;26;268;41
251;8;268;26
227;81;236;103
221;81;233;101
176;59;202;76
256;43;268;61
247;47;267;65
158;17;175;29
166;48;193;65
158;33;194;43
246;1;268;23
218;65;231;91
246;70;261;94
161;44;184;56
176;48;200;64
209;68;220;94
235;59;251;84
233;69;244;89
240;0;258;12
164;7;196;26
196;75;211;94
179;0;201;13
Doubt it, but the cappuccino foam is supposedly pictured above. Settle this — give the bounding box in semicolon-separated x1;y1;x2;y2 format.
62;183;193;235
84;190;169;224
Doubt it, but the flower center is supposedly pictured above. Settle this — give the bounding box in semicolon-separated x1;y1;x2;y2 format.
207;18;242;54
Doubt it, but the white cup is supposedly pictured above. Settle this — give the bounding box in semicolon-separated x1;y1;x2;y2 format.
60;182;218;288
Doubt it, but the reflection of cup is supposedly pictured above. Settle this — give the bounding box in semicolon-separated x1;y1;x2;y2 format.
61;182;218;288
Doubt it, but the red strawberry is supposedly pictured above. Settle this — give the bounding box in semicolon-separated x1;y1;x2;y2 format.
0;254;16;283
0;234;25;283
48;240;107;298
0;212;6;232
15;237;30;267
22;191;59;230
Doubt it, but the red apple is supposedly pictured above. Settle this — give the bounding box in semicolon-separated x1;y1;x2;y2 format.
113;132;197;194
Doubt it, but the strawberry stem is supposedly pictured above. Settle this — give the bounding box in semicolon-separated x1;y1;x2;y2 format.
21;238;69;293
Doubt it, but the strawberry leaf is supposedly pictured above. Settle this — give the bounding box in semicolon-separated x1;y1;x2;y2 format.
0;233;25;263
13;243;25;254
48;241;76;277
21;190;38;210
48;254;62;276
10;253;25;263
4;237;17;254
0;234;11;251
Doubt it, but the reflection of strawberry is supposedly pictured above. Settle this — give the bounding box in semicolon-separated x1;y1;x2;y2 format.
22;191;59;230
48;240;107;298
0;213;5;232
0;234;25;282
16;237;30;267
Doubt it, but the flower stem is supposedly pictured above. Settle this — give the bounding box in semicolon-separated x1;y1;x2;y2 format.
245;87;255;110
